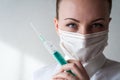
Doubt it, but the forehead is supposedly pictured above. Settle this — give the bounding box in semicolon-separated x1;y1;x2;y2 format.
59;0;109;20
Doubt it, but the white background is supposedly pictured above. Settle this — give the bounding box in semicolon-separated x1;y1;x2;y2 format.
0;0;120;80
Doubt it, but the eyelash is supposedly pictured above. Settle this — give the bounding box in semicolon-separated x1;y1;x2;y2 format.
92;23;104;28
65;23;104;30
66;23;78;28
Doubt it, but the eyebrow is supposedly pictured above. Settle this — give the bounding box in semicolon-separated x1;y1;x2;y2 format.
64;18;80;23
92;18;105;22
64;18;105;23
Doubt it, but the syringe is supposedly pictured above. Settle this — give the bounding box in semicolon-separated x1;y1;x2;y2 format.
30;23;75;76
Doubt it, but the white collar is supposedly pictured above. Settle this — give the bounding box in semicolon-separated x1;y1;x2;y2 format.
83;53;106;77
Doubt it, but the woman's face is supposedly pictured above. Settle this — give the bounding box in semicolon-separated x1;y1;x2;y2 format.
54;0;111;34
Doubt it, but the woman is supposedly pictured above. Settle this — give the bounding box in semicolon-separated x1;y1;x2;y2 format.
34;0;120;80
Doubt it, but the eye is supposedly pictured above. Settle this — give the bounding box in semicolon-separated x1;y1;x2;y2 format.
66;23;78;29
92;23;104;28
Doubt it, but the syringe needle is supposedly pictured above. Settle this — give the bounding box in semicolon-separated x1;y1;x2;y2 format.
30;22;45;42
30;22;40;36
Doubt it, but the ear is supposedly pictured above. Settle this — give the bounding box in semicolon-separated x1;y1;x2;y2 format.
109;17;112;23
107;17;112;29
54;18;59;35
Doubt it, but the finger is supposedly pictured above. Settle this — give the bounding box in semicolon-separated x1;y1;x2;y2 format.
59;63;83;79
61;62;88;79
67;59;88;74
51;78;64;80
67;59;82;69
52;72;78;80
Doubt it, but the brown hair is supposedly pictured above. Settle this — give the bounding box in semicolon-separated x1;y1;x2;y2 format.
56;0;112;19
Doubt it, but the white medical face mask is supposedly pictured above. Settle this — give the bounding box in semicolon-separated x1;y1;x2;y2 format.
59;29;108;63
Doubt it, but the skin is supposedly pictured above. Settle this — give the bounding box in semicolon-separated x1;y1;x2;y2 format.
52;0;111;80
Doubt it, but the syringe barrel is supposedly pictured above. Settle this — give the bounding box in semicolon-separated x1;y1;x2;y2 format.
53;51;76;76
43;41;57;54
41;37;75;76
53;51;67;65
43;40;67;65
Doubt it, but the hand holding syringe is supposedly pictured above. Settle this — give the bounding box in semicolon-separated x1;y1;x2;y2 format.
30;23;75;76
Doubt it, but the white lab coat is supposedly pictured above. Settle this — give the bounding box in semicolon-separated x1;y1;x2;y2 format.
33;54;120;80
